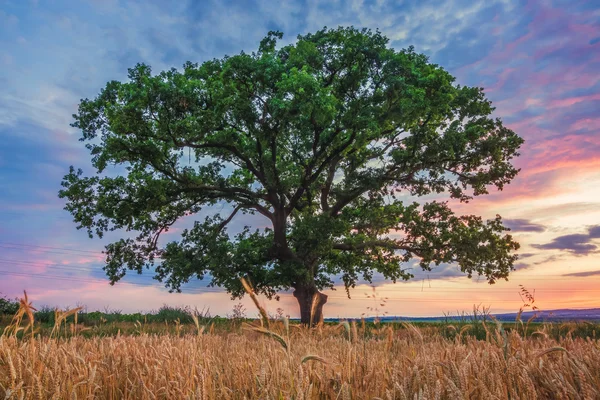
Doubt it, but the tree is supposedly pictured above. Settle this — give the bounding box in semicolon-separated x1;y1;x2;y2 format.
59;27;523;325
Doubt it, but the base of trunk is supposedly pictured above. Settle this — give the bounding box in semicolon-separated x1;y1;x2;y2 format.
293;286;328;326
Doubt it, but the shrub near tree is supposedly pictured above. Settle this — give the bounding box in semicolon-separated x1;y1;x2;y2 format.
0;294;19;316
60;27;523;325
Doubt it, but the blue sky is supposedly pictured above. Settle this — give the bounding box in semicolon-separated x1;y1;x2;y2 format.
1;0;599;318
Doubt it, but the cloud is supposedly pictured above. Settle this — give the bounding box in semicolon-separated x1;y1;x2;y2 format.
512;262;533;271
503;219;545;232
361;261;468;287
516;253;536;259
411;263;466;281
588;225;600;238
533;234;595;254
532;225;600;255
563;270;600;278
532;254;563;265
525;202;600;220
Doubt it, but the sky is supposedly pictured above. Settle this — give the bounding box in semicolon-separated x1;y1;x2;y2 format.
1;0;599;319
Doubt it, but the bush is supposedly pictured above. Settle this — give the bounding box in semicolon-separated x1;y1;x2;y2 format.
34;306;56;324
0;294;19;315
153;304;194;323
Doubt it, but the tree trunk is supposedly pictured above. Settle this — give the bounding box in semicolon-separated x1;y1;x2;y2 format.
293;284;328;326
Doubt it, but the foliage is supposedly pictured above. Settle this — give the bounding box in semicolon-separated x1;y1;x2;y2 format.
31;304;212;326
33;305;57;324
153;304;194;323
0;294;19;315
59;26;523;322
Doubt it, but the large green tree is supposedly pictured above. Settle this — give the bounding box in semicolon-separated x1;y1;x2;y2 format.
60;27;523;324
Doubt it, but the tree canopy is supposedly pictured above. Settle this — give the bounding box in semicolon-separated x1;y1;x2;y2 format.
60;27;523;324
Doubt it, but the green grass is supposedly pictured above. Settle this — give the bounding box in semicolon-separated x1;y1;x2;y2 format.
2;311;599;342
2;297;599;341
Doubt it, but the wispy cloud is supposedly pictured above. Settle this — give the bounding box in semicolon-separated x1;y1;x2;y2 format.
504;219;546;233
532;225;600;255
563;270;600;278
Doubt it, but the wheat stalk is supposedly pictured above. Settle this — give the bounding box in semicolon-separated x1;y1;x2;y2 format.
240;277;269;329
300;355;328;365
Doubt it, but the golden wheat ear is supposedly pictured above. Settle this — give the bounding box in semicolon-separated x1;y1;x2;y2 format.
242;323;289;353
309;293;320;327
22;291;37;338
240;277;270;329
300;355;328;365
190;312;205;335
3;290;37;338
535;346;569;357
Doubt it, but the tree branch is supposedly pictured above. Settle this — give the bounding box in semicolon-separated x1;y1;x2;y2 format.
286;128;356;214
216;205;243;234
182;141;266;185
332;240;419;253
320;154;341;212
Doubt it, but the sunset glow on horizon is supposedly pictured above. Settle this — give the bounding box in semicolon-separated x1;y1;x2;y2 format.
1;0;599;318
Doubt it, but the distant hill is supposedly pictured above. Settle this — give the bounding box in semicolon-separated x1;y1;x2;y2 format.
324;308;600;322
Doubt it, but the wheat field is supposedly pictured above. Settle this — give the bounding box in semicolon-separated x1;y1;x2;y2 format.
2;289;600;399
1;324;599;399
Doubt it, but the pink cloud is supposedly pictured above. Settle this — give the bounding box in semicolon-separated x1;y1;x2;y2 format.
484;68;518;93
548;94;600;109
522;134;600;176
569;118;600;132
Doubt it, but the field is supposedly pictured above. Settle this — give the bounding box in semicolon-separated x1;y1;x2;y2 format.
1;293;600;399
